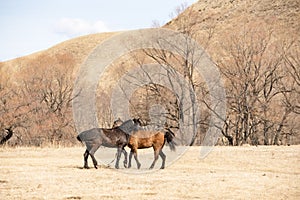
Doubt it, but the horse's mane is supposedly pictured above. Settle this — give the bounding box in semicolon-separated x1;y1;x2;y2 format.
118;118;165;134
118;119;136;134
138;124;164;131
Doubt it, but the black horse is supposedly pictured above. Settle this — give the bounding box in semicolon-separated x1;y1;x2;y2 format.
0;127;13;145
77;119;137;169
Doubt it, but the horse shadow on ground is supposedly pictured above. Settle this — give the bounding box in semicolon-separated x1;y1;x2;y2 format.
59;164;112;170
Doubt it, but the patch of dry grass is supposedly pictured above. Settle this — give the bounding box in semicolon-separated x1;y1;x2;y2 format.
0;146;299;199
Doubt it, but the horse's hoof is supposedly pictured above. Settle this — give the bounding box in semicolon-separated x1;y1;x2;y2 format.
160;166;165;169
94;166;98;169
84;166;89;169
138;164;141;169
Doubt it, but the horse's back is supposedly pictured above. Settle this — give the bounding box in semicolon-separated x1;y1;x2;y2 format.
77;128;102;151
102;127;128;145
78;128;101;142
129;130;164;149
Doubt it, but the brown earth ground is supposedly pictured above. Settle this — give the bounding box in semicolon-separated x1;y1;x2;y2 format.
0;146;299;199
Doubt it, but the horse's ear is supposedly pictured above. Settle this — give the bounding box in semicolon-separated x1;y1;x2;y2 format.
132;118;139;126
5;127;12;133
134;118;142;126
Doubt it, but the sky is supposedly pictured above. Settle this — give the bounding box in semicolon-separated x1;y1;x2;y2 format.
0;0;197;61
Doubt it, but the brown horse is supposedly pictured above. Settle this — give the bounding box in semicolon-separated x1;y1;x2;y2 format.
126;119;176;169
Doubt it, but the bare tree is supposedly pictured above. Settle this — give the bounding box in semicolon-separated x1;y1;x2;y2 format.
217;24;299;145
119;6;216;145
0;64;31;144
18;53;77;145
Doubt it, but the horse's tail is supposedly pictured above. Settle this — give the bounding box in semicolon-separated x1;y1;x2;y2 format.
164;128;176;151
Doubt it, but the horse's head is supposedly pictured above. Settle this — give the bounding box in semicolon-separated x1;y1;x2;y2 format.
112;118;123;128
4;127;13;135
132;118;142;126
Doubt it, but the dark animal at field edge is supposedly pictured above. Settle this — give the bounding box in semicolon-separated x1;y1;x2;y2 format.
76;120;136;169
0;127;13;145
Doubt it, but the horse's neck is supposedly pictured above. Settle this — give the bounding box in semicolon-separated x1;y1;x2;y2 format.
119;120;135;134
121;119;133;126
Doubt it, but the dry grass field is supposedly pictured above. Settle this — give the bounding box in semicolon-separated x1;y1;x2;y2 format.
0;145;299;199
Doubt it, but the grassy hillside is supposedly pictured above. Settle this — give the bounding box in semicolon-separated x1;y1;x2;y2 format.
0;0;299;146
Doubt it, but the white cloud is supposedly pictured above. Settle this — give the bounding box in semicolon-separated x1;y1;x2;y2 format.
54;18;110;37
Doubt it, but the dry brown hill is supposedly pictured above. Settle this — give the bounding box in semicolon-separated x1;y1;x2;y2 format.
1;0;298;75
165;0;299;60
0;32;119;76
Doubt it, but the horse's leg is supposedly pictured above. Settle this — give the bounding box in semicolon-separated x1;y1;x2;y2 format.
132;149;141;169
115;147;122;169
159;150;166;169
149;147;160;169
128;146;141;169
89;144;101;169
122;147;128;168
128;150;133;168
83;149;89;169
